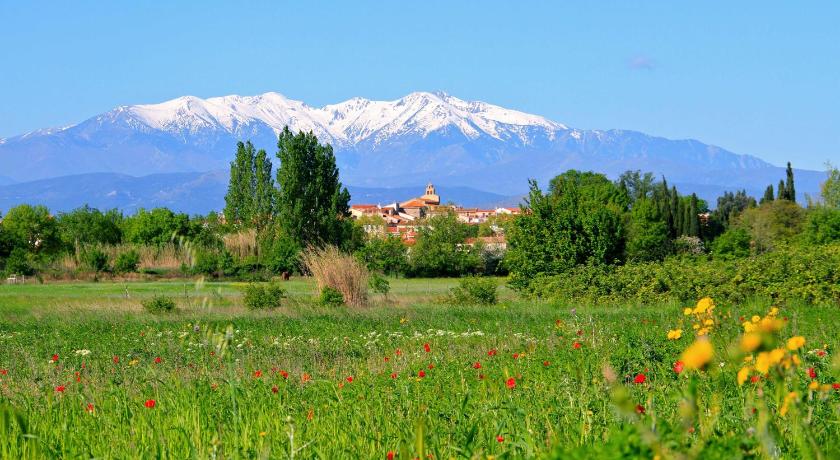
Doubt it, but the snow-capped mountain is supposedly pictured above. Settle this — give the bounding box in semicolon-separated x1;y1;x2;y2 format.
0;91;824;204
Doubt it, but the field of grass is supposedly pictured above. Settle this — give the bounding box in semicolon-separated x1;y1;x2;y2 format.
1;278;839;459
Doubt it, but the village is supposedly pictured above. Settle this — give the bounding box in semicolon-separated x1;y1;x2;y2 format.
349;183;519;246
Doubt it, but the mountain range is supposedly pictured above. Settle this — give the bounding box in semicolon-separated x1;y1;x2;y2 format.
0;91;827;213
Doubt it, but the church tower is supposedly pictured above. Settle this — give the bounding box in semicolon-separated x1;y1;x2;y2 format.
421;182;440;205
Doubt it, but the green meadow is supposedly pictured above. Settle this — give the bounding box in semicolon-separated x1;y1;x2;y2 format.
1;279;838;459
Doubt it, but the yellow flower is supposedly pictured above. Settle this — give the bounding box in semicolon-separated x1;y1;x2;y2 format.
737;366;751;386
692;324;700;330
703;319;714;326
697;327;710;336
683;307;693;316
786;336;806;351
694;297;715;314
751;315;761;323
667;329;683;340
680;339;714;371
780;391;798;417
743;355;754;363
740;333;762;353
792;354;801;366
759;317;783;332
755;352;771;374
769;307;779;316
769;348;786;365
743;322;756;333
808;381;820;391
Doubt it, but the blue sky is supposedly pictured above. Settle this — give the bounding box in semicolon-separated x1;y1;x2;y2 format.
1;1;838;170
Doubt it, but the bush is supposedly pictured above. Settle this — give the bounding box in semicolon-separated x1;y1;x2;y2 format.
368;273;391;296
450;276;498;305
142;295;176;313
4;247;35;276
711;228;751;259
83;248;110;273
301;246;368;307
243;283;286;310
114;250;140;273
319;286;345;307
805;208;840;244
192;249;220;276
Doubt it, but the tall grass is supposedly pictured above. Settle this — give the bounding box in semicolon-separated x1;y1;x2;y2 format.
223;229;259;259
300;245;369;307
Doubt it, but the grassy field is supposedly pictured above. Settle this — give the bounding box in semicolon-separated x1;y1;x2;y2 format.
0;278;838;459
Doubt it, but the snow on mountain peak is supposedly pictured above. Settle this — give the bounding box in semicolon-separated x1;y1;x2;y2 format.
112;91;569;146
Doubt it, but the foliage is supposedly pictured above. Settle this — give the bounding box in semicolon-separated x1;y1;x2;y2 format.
527;243;840;305
355;236;408;276
301;245;368;307
242;283;285;310
804;207;840;244
710;228;751;259
673;235;705;256
259;229;301;275
56;206;122;249
625;198;670;262
449;276;498;305
821;163;840;208
319;286;345;306
82;248;109;273
368;273;391;296
736;200;805;252
275;127;352;248
224;141;275;228
3;247;34;275
408;213;482;277
1;204;60;255
141;295;176;313
506;175;624;289
113;250;140;273
122;208;189;246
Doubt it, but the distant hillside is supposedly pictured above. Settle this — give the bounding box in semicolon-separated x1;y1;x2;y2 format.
0;172;520;214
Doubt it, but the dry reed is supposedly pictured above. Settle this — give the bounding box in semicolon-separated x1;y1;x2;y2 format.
300;246;369;307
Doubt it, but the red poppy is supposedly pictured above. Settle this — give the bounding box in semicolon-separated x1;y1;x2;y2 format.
473;362;482;369
543;361;550;367
496;435;504;443
113;356;119;364
487;349;497;357
346;376;354;383
750;375;760;383
817;350;827;357
478;374;485;380
673;361;685;374
387;451;395;460
0;369;7;376
418;370;426;378
338;382;344;389
301;373;311;383
279;370;289;379
55;385;66;393
144;399;156;408
51;354;59;362
390;372;398;379
86;403;95;413
384;356;390;362
154;357;162;364
427;363;434;370
395;349;402;356
808;367;817;379
573;342;582;350
423;343;431;353
271;386;279;394
506;377;516;389
633;374;646;384
833;383;840;390
635;404;646;415
253;370;263;378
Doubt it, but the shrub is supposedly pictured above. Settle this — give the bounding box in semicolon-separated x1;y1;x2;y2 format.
805;208;840;244
301;246;368;307
450;276;498;305
192;250;220;276
114;250;140;273
83;248;110;273
142;295;176;313
4;247;35;276
243;283;285;310
368;273;391;296
319;286;345;307
711;228;751;259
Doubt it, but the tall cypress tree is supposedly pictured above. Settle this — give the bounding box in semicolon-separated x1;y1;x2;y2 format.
670;186;680;236
681;200;691;236
785;162;796;203
275;127;352;248
688;193;700;237
761;184;774;204
777;179;786;201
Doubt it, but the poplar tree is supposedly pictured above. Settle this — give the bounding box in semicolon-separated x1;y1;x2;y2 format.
275;127;352;248
225;141;255;225
252;148;275;228
785;162;796;203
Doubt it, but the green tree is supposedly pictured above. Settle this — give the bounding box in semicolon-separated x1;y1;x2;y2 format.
1;204;60;255
821;163;840;208
785;162;796;202
804;208;840;244
355;236;408;276
688;193;700;237
408;213;481;277
252;148;275;228
737;200;805;252
122;208;189;245
711;228;752;259
761;184;774;205
777;179;786;201
56;205;123;249
275;127;352;248
625;199;670;262
225;141;255;225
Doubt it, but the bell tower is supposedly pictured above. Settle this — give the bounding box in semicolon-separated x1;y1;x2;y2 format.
421;182;440;205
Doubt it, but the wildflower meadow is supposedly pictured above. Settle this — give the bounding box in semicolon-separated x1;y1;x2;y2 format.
1;279;838;459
